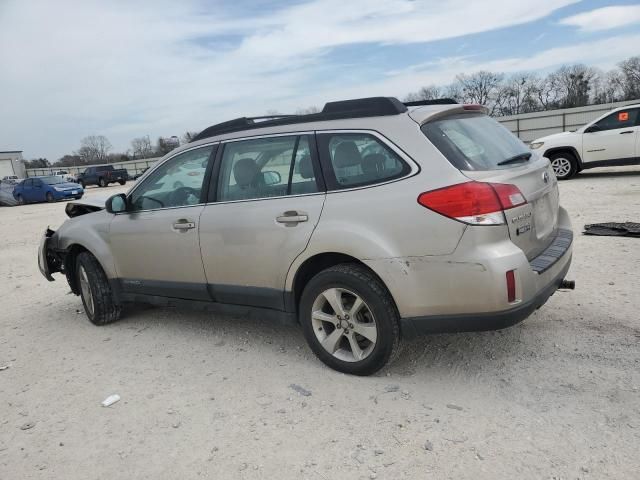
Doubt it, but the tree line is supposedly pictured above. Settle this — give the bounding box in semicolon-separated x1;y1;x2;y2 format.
25;55;639;169
24;132;198;169
404;55;640;116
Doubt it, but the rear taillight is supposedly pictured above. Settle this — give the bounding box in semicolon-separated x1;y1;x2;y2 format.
417;181;527;225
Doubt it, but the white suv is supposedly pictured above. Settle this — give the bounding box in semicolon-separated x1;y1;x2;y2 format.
531;104;640;179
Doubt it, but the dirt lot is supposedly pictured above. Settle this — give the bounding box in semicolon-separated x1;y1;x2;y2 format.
1;170;639;479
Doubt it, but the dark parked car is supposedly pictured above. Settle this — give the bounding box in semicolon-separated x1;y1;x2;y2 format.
77;165;128;188
13;176;84;204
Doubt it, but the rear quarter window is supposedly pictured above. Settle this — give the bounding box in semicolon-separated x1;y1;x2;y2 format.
317;132;409;189
421;113;531;171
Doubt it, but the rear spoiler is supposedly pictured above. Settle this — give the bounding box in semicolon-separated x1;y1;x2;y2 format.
408;103;489;125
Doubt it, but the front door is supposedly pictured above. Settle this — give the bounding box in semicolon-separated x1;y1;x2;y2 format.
109;145;216;300
199;134;325;310
582;108;639;164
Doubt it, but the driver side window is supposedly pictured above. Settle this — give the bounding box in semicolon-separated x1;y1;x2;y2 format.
129;145;214;211
593;109;639;132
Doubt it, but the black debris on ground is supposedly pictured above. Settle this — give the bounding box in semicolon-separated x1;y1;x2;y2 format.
583;222;640;237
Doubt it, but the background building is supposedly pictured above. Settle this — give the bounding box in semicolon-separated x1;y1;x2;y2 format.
0;150;26;178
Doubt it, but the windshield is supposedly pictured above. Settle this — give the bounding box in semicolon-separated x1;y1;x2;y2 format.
421;113;530;171
41;176;65;185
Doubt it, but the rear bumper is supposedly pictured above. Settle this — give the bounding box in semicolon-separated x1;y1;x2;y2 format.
400;255;571;337
364;207;573;336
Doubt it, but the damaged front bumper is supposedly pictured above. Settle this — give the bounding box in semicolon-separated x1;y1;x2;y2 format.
38;228;60;281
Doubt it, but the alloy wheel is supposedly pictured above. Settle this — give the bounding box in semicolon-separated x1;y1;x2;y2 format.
551;157;572;178
311;288;377;362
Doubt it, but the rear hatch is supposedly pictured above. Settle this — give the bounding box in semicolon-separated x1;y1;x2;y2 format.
420;111;559;260
463;160;558;259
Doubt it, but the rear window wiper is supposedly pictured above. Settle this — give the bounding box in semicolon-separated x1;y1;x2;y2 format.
497;152;532;166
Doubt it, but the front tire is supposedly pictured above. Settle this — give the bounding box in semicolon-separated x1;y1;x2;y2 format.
46;192;54;203
75;252;121;326
118;179;126;185
16;195;24;205
78;180;85;189
98;177;107;187
299;264;400;376
549;152;577;180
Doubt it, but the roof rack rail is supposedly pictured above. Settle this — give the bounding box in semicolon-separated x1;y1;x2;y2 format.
190;96;408;142
403;98;458;107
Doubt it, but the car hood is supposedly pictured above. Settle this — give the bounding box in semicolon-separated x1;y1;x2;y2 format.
49;182;82;189
65;195;108;218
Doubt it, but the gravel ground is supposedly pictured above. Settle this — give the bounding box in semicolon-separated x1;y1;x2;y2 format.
1;169;639;479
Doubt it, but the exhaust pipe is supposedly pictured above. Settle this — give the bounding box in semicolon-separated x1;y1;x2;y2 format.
559;279;575;290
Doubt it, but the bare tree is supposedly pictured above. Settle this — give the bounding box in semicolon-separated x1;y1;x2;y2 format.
404;85;443;102
76;135;112;164
534;73;563;110
131;135;154;159
618;56;640;100
552;64;597;108
443;83;463;103
456;71;504;114
591;69;624;104
498;74;540;116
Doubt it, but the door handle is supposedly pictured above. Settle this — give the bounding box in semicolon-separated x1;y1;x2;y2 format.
619;130;634;134
276;211;308;224
173;219;196;230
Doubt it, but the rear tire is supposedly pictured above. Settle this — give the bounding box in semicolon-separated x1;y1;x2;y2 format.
46;192;54;203
75;252;121;326
16;195;24;205
549;152;577;180
299;263;400;376
118;179;126;185
98;177;107;187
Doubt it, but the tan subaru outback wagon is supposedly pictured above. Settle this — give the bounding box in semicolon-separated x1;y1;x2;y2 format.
39;97;574;375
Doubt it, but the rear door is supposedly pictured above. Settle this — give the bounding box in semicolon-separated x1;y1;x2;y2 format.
582;108;639;164
422;113;559;260
199;133;325;310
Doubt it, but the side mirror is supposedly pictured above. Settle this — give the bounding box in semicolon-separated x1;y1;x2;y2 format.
105;193;128;214
262;171;281;186
585;125;600;133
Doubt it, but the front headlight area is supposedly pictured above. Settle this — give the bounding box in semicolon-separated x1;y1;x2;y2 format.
529;141;544;150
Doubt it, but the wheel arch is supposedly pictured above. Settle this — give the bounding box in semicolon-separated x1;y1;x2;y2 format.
543;146;583;170
63;244;90;294
287;252;398;319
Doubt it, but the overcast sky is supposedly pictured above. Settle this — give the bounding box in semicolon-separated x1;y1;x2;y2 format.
1;0;640;160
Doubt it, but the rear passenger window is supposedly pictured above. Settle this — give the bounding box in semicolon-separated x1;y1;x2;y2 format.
317;133;408;189
217;135;320;202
